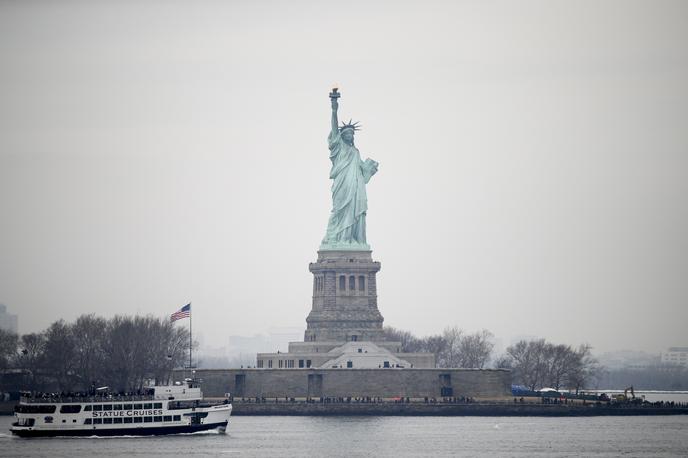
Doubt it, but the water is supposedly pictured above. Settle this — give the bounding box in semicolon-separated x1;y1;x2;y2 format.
1;415;687;457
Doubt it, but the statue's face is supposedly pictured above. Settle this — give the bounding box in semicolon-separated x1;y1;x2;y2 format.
341;129;354;143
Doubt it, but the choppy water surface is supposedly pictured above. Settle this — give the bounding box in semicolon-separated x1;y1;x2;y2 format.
1;415;687;457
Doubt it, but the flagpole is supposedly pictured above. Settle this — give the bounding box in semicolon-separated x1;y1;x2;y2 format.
189;302;193;369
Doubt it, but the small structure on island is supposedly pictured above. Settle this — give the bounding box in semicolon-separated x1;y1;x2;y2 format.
187;89;510;399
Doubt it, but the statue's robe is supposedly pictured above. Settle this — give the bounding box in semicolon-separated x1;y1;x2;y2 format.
322;129;377;246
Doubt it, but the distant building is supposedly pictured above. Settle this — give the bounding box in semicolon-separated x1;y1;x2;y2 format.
597;349;660;370
0;304;18;334
661;347;688;367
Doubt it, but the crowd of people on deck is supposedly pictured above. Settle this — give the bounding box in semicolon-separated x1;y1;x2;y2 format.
20;388;156;403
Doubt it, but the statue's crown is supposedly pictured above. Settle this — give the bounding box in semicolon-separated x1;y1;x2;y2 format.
340;119;361;132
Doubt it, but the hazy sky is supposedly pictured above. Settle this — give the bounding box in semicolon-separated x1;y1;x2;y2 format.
1;0;686;354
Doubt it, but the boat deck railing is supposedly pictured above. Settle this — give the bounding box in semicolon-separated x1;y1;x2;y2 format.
19;394;160;404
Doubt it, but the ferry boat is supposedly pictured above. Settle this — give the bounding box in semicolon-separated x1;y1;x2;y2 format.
10;378;231;437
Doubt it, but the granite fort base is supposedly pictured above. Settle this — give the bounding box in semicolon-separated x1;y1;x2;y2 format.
183;368;510;399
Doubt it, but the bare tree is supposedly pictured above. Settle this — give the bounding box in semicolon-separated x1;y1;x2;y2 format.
16;333;47;391
505;339;548;390
382;326;420;352
101;316;140;391
383;326;495;369
493;354;513;370
43;320;77;390
566;344;601;393
145;317;189;385
438;326;463;367
503;339;601;391
457;329;494;368
7;314;191;393
543;344;572;390
71;314;107;390
0;328;18;371
419;334;446;361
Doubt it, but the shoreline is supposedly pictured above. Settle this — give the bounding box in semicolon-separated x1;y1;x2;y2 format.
230;401;688;417
4;399;686;418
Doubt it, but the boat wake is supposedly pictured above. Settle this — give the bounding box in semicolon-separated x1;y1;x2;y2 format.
178;428;225;436
17;428;225;440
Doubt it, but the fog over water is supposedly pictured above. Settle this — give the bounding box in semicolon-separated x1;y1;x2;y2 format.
1;1;687;354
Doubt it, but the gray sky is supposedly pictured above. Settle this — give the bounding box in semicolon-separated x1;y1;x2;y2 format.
1;0;686;354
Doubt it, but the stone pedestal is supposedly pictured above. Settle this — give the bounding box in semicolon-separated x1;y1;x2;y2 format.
305;250;384;342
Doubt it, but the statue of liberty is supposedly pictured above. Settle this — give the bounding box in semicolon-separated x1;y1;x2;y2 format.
321;88;379;250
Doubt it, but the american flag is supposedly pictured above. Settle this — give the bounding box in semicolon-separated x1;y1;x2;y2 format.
171;303;191;322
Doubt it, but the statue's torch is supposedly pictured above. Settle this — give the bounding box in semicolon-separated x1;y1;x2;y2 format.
329;86;340;100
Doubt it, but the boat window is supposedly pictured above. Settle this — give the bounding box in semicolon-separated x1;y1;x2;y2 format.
113;404;123;410
84;405;92;411
15;405;57;414
143;403;153;409
60;404;82;414
124;417;133;424
18;418;35;426
134;404;143;409
44;416;53;423
133;417;143;423
93;418;102;424
102;404;112;411
163;416;172;422
103;418;113;424
144;417;153;423
123;404;133;410
153;403;163;409
173;415;181;421
113;418;123;424
169;400;196;409
153;416;163;422
93;405;103;411
84;419;92;425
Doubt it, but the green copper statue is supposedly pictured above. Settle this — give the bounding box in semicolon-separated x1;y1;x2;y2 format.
320;88;379;251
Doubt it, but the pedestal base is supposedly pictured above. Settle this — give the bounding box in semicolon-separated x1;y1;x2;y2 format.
305;250;384;342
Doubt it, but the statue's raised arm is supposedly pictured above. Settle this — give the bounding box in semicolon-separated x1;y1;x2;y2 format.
329;87;340;135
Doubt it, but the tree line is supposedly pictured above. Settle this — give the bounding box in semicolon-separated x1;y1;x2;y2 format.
0;314;190;393
495;339;600;392
383;326;495;369
383;326;601;392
